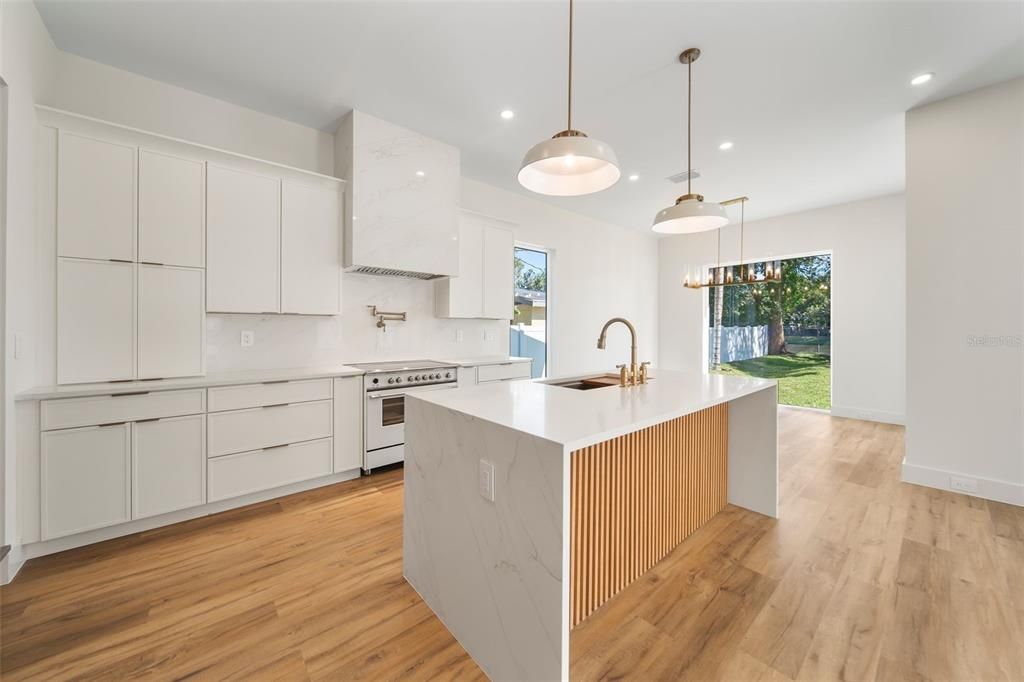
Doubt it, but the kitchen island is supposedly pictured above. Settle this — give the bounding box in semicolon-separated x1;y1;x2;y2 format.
403;368;777;681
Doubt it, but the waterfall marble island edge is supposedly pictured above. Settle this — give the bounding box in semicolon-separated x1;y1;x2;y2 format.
402;369;779;681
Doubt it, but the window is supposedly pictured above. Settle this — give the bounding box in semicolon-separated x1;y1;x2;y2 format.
510;246;548;378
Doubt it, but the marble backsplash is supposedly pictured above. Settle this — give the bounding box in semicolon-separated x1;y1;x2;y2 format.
205;272;507;372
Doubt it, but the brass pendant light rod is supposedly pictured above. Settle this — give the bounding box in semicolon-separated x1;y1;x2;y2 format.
567;0;573;132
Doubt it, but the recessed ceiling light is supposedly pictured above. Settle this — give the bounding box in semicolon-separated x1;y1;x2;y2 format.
415;170;426;177
719;141;734;151
628;174;640;181
500;109;515;120
910;72;933;86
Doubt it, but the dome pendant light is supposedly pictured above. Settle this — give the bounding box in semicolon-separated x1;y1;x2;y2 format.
652;48;729;234
517;0;620;196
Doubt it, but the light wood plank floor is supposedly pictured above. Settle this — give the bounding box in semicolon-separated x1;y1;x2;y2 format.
2;407;1022;680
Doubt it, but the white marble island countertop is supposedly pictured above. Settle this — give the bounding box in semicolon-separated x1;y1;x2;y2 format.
409;367;776;451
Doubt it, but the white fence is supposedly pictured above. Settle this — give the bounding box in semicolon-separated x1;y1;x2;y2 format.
709;325;769;363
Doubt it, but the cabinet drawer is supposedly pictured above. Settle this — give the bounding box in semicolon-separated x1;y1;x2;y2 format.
207;379;333;412
476;362;531;383
207;400;332;457
41;389;206;431
208;437;333;502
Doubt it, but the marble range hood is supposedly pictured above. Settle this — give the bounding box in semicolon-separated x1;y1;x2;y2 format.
335;110;462;280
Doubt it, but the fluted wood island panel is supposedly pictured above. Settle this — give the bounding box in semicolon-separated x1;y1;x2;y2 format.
570;403;728;627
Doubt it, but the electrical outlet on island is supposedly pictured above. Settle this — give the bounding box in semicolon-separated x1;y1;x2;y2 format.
240;330;255;347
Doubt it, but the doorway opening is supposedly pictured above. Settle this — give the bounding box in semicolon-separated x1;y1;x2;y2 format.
708;253;831;409
510;246;548;378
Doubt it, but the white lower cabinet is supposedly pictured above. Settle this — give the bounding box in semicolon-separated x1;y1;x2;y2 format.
132;414;206;519
33;374;362;547
208;438;334;503
333;377;363;472
476;361;533;384
207;400;333;457
41;423;131;540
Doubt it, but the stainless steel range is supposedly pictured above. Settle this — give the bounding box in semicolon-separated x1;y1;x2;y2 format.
348;360;460;472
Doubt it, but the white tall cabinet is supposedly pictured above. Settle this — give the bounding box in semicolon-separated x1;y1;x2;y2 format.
57;132;136;262
206;165;281;314
139;150;205;268
436;211;515;320
57;259;136;384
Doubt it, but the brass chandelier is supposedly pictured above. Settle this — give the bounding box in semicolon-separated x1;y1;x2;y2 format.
683;197;784;289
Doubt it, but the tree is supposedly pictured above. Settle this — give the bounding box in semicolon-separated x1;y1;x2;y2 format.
514;256;546;292
708;254;831;356
711;285;724;369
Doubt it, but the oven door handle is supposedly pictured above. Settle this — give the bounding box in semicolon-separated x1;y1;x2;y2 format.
366;384;458;399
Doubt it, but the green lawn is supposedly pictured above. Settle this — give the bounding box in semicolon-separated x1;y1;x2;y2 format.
715;353;831;409
786;335;830;346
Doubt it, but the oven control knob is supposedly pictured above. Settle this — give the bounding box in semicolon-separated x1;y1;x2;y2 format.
388;378;395;384
372;378;380;385
445;372;452;378
415;375;421;381
431;374;438;380
395;377;403;384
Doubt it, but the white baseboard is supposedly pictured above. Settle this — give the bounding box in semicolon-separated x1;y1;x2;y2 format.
830;405;905;425
902;460;1024;506
0;551;22;585
10;468;362;573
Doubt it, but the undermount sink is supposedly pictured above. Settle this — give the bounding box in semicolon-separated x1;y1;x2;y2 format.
542;374;624;390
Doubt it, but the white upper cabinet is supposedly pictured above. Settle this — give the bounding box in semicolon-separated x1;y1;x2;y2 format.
281;181;343;315
139;150;205;267
337;111;460;277
482;223;514;320
436;212;515;320
138;265;205;379
57;259;136;384
206;164;281;313
58;132;136;261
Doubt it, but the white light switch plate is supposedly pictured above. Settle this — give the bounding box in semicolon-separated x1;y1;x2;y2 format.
456;329;464;343
479;460;495;502
240;330;255;347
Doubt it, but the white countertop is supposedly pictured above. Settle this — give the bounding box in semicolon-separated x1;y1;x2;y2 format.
408;368;776;450
16;365;366;401
438;355;532;367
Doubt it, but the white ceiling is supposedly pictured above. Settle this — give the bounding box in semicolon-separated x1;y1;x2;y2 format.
35;1;1024;231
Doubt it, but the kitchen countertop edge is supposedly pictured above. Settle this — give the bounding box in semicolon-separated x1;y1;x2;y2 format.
16;366;367;401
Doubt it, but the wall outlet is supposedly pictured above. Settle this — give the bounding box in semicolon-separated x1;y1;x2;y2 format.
240;330;255;348
456;329;464;343
484;328;493;342
950;475;978;494
479;460;495;502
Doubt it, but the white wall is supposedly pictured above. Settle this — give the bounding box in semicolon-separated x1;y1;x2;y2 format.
659;193;906;424
905;78;1024;506
461;178;659;378
53;53;334;175
0;0;58;553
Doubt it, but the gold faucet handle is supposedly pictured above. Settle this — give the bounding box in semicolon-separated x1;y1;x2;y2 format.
639;361;651;384
616;364;629;387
